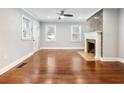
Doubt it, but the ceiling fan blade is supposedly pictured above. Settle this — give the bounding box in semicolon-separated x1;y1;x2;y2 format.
63;14;73;17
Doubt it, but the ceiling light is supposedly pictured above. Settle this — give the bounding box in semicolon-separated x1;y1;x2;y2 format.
60;15;64;19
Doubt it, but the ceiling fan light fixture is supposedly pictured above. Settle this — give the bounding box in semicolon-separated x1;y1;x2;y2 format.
60;15;64;19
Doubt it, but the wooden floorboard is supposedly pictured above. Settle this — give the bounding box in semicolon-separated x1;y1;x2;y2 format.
0;49;124;84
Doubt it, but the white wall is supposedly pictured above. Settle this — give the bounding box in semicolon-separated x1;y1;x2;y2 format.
0;8;38;69
103;8;119;58
118;9;124;59
40;22;87;49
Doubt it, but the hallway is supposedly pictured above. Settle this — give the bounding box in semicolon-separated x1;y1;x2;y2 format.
0;50;124;84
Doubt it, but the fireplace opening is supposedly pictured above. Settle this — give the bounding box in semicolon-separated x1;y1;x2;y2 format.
87;39;95;55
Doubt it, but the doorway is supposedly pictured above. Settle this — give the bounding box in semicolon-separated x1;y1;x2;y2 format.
33;21;40;52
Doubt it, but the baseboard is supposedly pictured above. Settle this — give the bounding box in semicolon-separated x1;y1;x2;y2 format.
100;57;119;62
100;57;124;63
118;58;124;63
0;51;34;75
40;47;84;50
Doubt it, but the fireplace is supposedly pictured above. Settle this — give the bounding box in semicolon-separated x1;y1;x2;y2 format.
87;39;95;54
84;32;102;60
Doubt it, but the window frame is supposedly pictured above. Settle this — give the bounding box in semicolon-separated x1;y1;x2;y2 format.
71;25;82;42
22;15;33;40
45;24;56;42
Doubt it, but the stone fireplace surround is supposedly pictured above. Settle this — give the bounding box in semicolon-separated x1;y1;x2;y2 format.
84;32;102;60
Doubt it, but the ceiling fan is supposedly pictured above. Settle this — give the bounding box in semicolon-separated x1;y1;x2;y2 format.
57;10;74;20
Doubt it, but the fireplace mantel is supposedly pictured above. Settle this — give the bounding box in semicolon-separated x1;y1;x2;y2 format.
84;31;102;60
84;31;102;39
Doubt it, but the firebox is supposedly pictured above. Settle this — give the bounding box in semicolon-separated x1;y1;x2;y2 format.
86;39;96;55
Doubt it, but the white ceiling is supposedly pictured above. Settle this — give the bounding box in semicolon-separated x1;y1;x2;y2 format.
24;8;100;22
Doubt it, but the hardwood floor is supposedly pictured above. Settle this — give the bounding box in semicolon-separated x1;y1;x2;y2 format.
0;49;124;84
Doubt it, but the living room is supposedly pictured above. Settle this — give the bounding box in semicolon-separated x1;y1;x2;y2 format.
0;8;124;84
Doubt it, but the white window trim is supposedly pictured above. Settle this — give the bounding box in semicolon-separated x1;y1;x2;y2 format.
45;24;56;42
71;25;81;42
22;15;33;40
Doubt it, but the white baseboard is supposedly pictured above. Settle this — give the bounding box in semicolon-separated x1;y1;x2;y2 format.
100;57;119;62
100;57;124;63
0;51;34;75
118;58;124;63
40;47;84;50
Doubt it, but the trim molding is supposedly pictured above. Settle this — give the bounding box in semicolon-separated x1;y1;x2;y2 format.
100;57;124;63
40;47;84;50
0;51;34;75
100;57;119;62
118;58;124;63
21;8;37;19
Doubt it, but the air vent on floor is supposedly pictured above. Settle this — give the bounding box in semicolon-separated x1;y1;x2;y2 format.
17;63;27;68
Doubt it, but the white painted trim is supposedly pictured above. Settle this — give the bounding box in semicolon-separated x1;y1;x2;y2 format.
100;57;119;62
118;58;124;63
21;15;33;40
21;8;37;20
100;57;124;63
71;25;82;42
0;51;34;75
40;47;84;50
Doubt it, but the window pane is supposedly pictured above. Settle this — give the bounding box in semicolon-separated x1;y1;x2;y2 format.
46;25;56;41
71;25;81;41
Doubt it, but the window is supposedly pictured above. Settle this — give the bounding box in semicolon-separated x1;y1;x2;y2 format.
71;25;81;41
22;15;33;40
46;25;56;41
